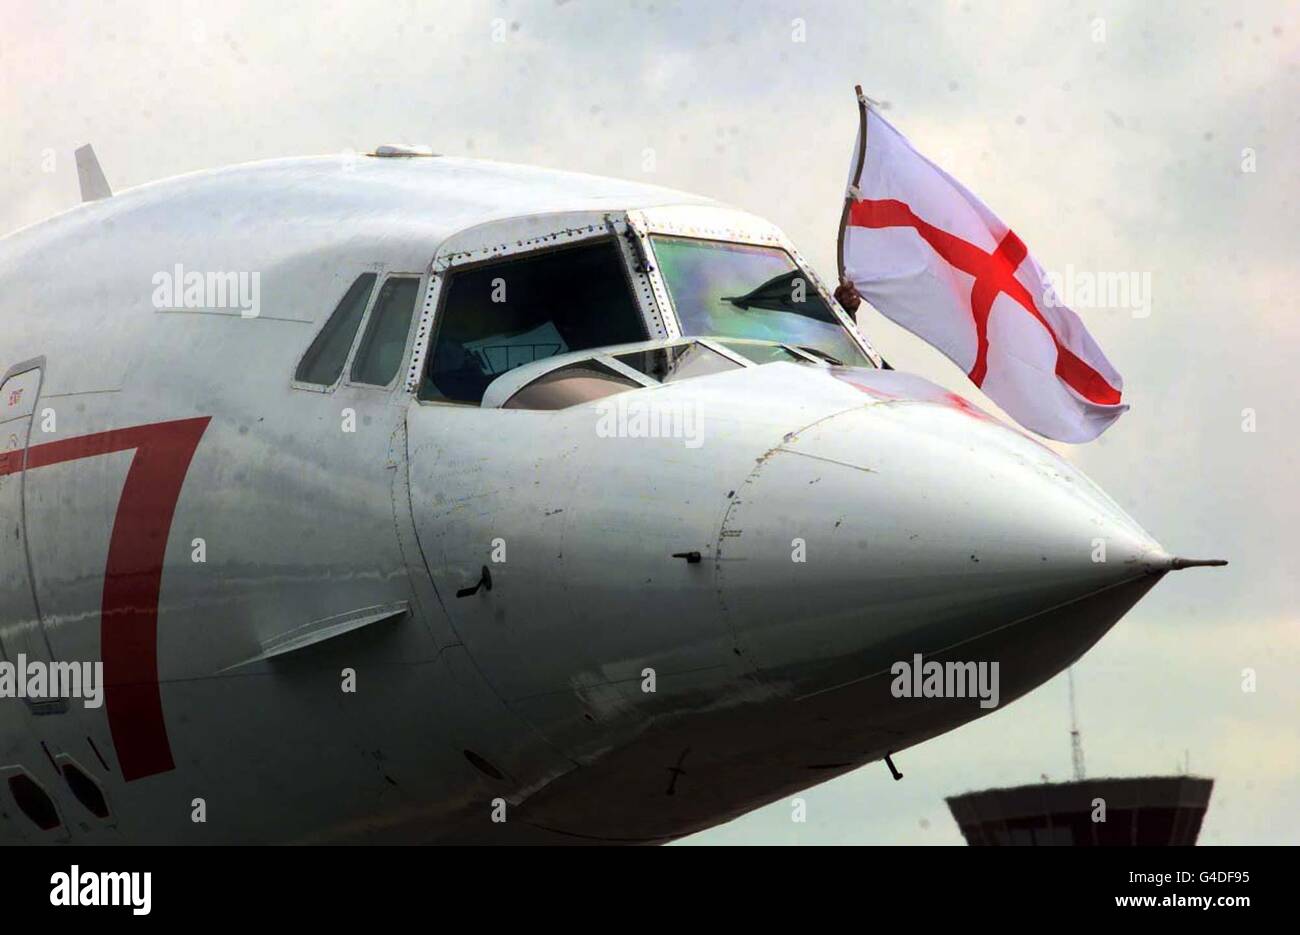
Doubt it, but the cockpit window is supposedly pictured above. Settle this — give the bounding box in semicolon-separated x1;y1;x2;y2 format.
649;236;871;367
421;240;646;404
351;276;421;386
295;273;377;386
614;342;739;383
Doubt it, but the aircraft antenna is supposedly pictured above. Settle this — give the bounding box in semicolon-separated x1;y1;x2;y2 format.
74;144;112;202
1067;667;1086;782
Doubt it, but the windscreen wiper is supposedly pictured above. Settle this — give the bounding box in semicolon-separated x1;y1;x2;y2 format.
721;269;808;313
796;345;844;366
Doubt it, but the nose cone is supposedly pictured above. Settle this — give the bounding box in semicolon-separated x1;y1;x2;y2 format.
716;397;1170;698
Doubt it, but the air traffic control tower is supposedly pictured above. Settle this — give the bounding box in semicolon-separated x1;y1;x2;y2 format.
945;670;1214;845
945;775;1214;845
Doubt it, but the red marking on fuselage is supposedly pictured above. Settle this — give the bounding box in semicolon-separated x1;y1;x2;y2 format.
847;198;1122;406
830;369;902;401
834;372;997;424
2;417;210;781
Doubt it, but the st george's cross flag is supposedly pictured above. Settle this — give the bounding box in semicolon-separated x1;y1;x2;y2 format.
839;93;1127;442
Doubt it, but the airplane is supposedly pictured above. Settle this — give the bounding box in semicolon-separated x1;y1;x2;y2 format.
0;142;1223;844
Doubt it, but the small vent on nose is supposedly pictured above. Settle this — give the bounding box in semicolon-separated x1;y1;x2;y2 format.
456;565;493;598
464;749;506;782
369;143;438;157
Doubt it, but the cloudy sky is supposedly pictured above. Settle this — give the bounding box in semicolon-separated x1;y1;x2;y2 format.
2;0;1296;844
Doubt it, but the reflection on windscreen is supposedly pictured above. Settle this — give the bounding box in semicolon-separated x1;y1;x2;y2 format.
650;236;870;367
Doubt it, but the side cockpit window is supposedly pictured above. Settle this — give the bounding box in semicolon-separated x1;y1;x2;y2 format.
295;273;377;386
351;276;421;386
420;240;646;404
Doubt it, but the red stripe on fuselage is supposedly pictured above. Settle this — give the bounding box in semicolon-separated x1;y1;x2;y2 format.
3;417;210;781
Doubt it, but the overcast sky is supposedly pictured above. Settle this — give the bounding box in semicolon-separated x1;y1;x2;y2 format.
2;0;1296;844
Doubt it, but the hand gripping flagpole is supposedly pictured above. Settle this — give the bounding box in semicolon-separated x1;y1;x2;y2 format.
836;84;870;284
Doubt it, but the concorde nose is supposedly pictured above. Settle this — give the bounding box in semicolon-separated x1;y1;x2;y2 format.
714;396;1214;697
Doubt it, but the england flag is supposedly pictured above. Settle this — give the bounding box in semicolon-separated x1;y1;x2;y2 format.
839;92;1128;443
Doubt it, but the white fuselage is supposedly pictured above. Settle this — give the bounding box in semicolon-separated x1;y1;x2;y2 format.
0;154;1174;843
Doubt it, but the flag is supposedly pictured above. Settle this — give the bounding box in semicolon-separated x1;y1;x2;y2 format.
839;91;1127;442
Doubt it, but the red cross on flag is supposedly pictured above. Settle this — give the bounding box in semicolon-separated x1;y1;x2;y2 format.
839;91;1127;443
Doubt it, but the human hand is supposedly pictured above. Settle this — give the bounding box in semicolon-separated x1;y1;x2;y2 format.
834;279;862;313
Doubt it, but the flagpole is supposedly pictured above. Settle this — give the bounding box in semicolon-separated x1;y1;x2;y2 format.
836;84;870;284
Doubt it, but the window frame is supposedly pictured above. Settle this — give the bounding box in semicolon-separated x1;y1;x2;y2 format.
343;272;428;392
626;204;882;368
291;270;428;395
644;233;873;369
476;336;799;409
290;272;381;393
